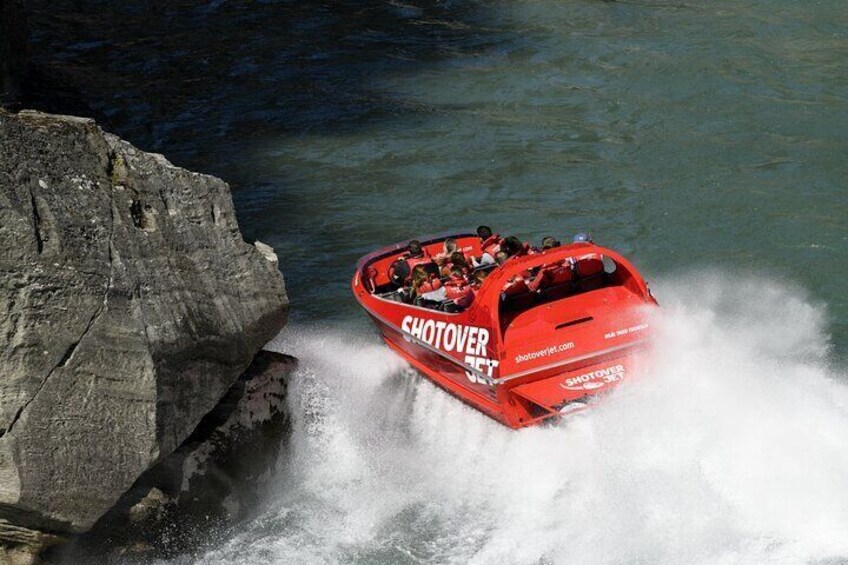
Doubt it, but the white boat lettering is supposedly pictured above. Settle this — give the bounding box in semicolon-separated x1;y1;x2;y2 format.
560;364;625;391
604;323;649;340
401;315;498;383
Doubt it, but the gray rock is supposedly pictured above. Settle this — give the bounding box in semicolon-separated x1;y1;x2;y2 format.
68;351;295;562
0;109;288;534
0;519;63;564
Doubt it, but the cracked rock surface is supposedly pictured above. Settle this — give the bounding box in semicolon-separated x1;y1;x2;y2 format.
0;109;288;534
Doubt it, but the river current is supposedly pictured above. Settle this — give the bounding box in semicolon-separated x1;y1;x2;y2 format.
26;1;848;563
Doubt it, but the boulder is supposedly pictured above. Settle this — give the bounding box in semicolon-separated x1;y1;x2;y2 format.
0;109;288;536
68;350;296;562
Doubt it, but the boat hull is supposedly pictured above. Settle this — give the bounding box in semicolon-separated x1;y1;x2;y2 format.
367;309;648;428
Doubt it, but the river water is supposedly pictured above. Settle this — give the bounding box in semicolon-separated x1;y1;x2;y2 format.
26;1;848;563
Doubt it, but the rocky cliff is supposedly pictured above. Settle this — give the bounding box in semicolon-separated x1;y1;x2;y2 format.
0;109;288;542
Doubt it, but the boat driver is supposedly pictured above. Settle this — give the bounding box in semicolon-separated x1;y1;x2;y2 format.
405;239;432;270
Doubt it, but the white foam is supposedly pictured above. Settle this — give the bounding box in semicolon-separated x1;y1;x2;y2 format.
197;274;848;565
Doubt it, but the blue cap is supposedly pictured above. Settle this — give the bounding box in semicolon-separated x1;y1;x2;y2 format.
573;232;592;243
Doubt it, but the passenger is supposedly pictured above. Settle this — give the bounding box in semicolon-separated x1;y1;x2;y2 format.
477;225;501;252
388;258;411;287
444;266;475;310
472;269;489;288
411;264;442;295
434;238;458;267
500;236;535;278
441;251;471;278
541;236;561;250
405;239;431;270
572;232;592;244
472;225;502;268
387;258;414;303
501;236;528;258
407;239;424;257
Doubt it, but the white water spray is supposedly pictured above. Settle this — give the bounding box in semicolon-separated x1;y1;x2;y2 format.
198;273;848;565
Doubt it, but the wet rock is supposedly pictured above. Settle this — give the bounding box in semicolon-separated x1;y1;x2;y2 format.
69;351;296;561
0;520;63;565
0;109;288;540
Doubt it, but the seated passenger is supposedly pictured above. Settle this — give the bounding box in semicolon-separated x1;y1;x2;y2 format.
441;251;471;278
572;232;592;244
541;236;561;250
500;236;535;278
387;258;414;302
500;236;523;258
477;225;501;253
411;264;442;296
501;236;536;259
405;239;431;270
434;238;458;265
444;266;475;310
388;258;411;287
472;269;489;288
472;225;502;268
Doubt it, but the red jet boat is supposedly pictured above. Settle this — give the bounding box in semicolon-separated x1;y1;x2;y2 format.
351;232;657;428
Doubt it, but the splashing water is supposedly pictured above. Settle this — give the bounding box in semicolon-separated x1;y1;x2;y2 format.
196;274;848;565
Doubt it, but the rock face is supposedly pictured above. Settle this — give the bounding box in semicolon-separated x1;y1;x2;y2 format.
71;351;296;562
0;109;288;535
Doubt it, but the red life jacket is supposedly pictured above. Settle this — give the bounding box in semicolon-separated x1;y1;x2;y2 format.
406;253;431;271
528;262;573;292
501;254;533;280
445;276;475;308
481;234;502;257
575;257;604;278
441;261;470;278
502;275;530;297
417;278;442;294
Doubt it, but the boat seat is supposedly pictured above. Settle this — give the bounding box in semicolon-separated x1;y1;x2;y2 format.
528;262;573;290
500;276;536;311
574;257;606;291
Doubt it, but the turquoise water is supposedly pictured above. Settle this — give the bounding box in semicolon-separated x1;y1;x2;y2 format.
27;1;848;563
